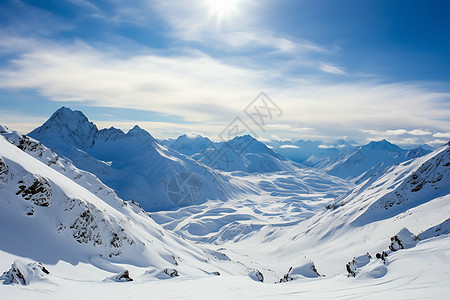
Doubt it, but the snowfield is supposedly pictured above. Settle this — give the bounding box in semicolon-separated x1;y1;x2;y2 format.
1;236;449;299
1;109;449;299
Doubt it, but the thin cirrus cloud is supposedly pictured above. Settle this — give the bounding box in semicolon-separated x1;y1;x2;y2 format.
150;0;328;57
386;129;432;136
319;63;347;75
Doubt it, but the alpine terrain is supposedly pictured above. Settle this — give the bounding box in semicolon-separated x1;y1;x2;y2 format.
0;108;449;299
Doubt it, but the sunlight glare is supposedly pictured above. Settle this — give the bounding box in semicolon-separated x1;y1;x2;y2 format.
207;0;240;23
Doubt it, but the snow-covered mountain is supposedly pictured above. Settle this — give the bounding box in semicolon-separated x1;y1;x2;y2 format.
327;142;450;226
161;133;301;173
1;110;448;298
0;124;145;217
191;135;300;173
0;134;240;276
28;108;256;211
318;139;431;180
161;134;213;157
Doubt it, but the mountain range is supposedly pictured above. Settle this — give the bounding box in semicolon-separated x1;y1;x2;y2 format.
0;107;449;298
28;107;257;211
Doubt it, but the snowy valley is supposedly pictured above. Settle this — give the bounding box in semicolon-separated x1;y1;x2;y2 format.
0;108;449;299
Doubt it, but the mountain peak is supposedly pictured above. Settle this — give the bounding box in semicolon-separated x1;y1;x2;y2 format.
50;107;90;125
362;139;402;152
169;134;212;156
127;125;155;141
230;134;256;143
29;107;98;150
227;135;277;156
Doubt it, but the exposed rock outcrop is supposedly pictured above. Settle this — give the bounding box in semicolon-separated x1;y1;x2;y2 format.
0;260;49;285
15;174;52;207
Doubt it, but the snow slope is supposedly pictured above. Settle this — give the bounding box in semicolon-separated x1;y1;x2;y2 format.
1;232;449;299
28;108;256;211
0;135;244;275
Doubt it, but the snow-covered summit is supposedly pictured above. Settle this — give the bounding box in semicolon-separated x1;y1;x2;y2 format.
29;107;98;150
361;139;402;152
126;125;155;140
227;135;277;156
167;133;212;156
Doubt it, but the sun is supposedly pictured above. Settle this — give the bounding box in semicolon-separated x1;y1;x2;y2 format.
207;0;240;23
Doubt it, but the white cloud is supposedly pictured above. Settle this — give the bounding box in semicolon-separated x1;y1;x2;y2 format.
428;139;448;146
319;63;346;75
0;41;262;124
408;129;432;136
390;137;419;145
386;129;408;136
433;132;450;138
0;38;449;143
360;129;383;135
318;145;334;149
280;145;300;149
385;129;432;136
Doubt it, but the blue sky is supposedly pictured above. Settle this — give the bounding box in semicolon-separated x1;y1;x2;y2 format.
0;0;449;146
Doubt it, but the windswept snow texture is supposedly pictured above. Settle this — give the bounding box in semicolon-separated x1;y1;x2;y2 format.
28;108;256;211
151;170;352;243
